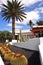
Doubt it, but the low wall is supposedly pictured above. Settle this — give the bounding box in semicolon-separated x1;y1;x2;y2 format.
12;38;40;51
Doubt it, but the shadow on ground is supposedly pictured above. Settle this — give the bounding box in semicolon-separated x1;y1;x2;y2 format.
29;51;41;65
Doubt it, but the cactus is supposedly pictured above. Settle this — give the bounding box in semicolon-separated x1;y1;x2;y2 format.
19;29;22;42
0;43;28;65
10;54;28;65
4;52;15;61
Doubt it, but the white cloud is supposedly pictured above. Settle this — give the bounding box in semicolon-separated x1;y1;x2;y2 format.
15;29;30;33
35;7;43;13
0;0;42;7
0;0;12;4
38;7;43;13
10;29;30;33
7;23;30;33
0;0;6;5
22;11;40;24
18;0;42;6
27;11;39;20
7;23;22;29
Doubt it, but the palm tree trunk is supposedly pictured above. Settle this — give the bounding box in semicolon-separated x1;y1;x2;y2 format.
12;16;15;39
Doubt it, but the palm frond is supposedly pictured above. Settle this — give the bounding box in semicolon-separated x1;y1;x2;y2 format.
1;0;26;22
20;11;26;15
2;4;8;9
20;14;26;18
18;17;22;22
19;16;24;21
7;0;13;9
19;4;24;8
18;1;21;5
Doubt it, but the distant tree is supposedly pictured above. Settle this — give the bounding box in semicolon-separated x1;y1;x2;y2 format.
27;20;34;29
36;21;43;25
0;30;12;42
2;30;12;40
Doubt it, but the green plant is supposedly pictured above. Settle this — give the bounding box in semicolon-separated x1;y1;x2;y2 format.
19;29;22;42
10;55;28;65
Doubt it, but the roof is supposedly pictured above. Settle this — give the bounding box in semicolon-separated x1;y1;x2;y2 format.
31;25;43;33
15;30;33;35
33;25;43;28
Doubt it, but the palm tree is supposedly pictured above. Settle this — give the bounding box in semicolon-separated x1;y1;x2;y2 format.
1;0;26;39
36;21;43;25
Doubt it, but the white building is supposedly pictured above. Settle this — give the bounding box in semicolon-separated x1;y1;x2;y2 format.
15;30;34;41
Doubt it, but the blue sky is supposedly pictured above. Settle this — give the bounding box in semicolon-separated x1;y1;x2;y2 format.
0;0;43;32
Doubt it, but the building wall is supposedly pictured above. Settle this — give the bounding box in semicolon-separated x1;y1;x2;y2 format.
18;32;34;42
31;26;43;37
